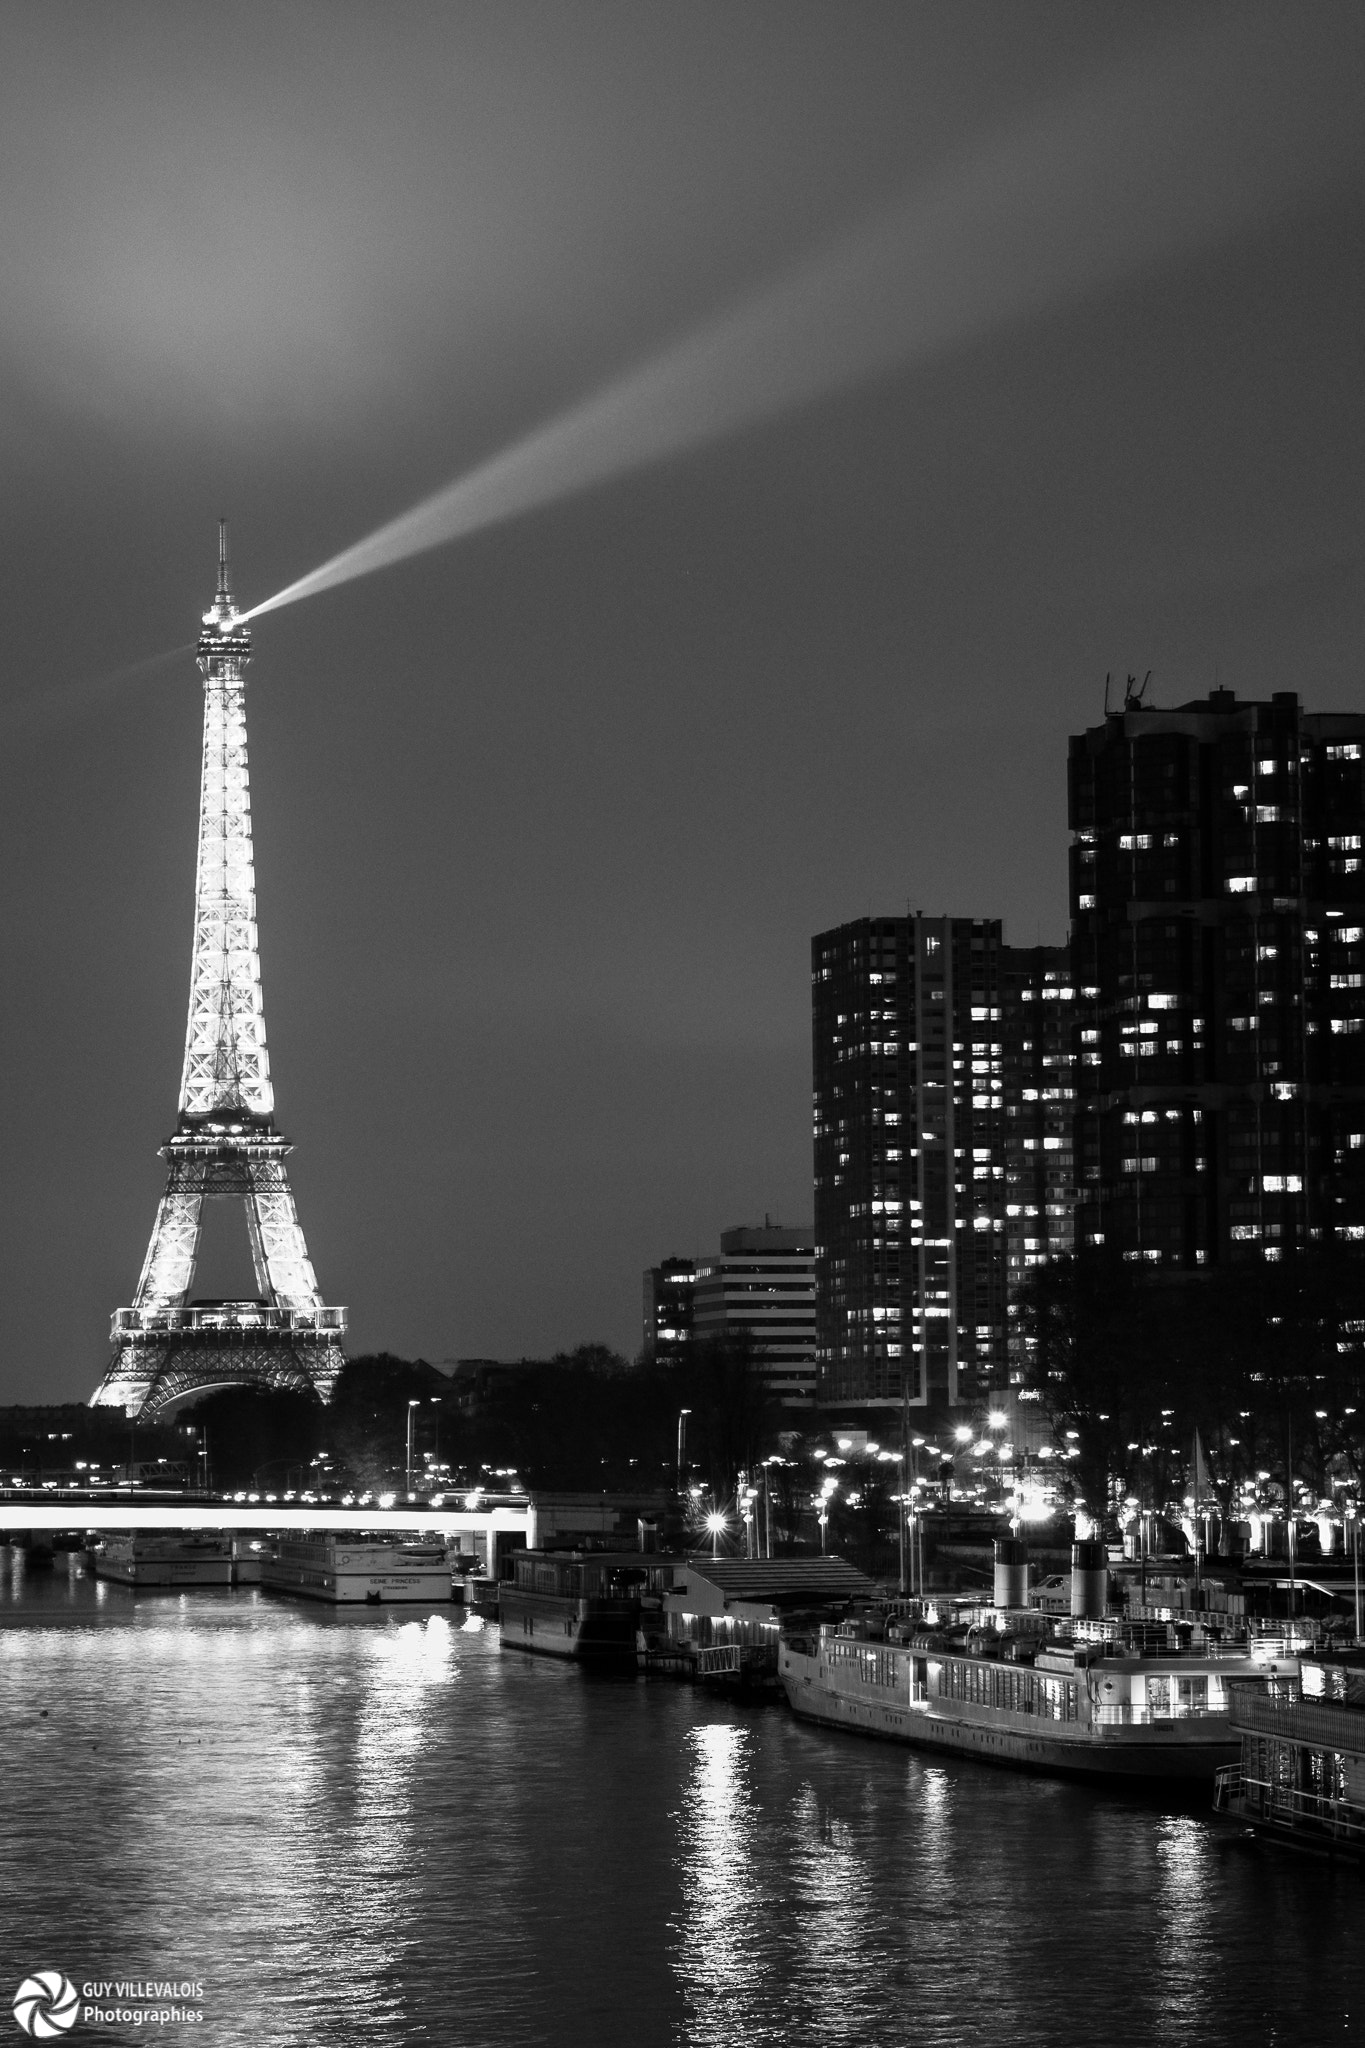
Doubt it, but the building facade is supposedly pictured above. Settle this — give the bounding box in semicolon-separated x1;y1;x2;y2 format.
1069;688;1365;1266
1002;944;1076;1374
641;1259;696;1364
812;916;1014;1416
692;1226;817;1407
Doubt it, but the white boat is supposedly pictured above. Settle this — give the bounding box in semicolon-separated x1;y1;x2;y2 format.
780;1616;1298;1781
92;1533;233;1588
261;1534;454;1605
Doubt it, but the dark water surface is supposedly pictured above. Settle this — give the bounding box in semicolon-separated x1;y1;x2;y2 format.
0;1554;1360;2047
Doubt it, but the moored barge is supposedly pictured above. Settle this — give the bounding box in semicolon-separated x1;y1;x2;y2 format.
92;1533;234;1588
261;1534;454;1604
781;1617;1297;1781
499;1548;678;1662
1214;1658;1365;1860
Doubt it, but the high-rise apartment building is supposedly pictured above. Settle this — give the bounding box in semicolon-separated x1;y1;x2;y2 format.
1070;688;1365;1265
812;916;1013;1416
642;1258;696;1364
1002;945;1076;1345
692;1225;817;1407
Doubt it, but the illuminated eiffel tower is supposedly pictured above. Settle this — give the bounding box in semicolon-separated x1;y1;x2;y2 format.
91;525;346;1417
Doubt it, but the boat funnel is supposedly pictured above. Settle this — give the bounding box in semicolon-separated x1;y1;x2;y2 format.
1070;1538;1108;1620
994;1537;1029;1609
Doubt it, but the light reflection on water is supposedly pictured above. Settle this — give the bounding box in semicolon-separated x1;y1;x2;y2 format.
0;1558;1361;2047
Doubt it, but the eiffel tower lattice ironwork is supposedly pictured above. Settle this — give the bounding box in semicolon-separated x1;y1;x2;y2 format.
90;524;346;1417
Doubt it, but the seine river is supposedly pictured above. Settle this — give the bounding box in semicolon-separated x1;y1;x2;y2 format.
0;1554;1360;2048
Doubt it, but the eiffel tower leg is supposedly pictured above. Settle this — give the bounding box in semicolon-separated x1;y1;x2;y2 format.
302;1336;346;1404
91;1165;207;1411
247;1161;322;1313
133;1175;206;1310
90;1342;172;1417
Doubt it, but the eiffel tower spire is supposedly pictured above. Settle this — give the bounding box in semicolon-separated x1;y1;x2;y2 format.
91;528;346;1417
180;517;272;1123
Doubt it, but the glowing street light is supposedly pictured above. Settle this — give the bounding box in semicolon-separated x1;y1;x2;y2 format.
706;1509;728;1558
406;1399;421;1494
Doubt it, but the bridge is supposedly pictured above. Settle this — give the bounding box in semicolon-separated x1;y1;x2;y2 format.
0;1487;659;1557
0;1495;536;1572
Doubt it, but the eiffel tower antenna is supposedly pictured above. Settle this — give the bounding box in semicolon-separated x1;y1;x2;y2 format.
91;527;346;1417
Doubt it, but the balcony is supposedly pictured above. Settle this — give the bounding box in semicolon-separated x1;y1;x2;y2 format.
111;1302;347;1338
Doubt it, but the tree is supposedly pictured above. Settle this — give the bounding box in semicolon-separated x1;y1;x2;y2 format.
178;1385;323;1492
326;1353;447;1491
1014;1253;1159;1531
677;1329;775;1503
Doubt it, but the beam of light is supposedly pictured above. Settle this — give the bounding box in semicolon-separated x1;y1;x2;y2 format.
1;642;196;738
244;10;1364;625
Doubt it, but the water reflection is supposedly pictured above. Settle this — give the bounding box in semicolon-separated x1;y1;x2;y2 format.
784;1781;877;2040
674;1722;769;2044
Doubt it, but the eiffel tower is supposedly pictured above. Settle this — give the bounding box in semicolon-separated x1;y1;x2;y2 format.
91;525;346;1418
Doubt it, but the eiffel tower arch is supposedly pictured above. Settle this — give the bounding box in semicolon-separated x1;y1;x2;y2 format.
91;526;346;1419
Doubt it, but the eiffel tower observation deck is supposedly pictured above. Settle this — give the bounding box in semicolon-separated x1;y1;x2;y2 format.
91;525;346;1417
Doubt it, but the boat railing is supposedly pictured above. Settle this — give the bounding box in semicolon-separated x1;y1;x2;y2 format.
1215;1765;1365;1843
1213;1764;1244;1812
1226;1685;1365;1752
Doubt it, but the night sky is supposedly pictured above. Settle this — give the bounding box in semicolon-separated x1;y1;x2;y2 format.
4;2;1365;1401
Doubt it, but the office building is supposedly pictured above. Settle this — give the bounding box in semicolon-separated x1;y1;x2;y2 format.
642;1258;696;1364
1069;687;1365;1265
692;1225;817;1407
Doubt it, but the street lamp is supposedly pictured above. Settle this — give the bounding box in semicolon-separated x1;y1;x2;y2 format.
677;1409;692;1495
406;1399;420;1494
706;1508;727;1558
760;1455;781;1560
910;1440;927;1593
817;1474;838;1554
878;1448;908;1597
125;1403;139;1498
